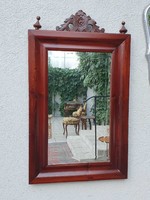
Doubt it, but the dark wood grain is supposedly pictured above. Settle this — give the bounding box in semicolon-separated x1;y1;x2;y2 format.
28;30;131;184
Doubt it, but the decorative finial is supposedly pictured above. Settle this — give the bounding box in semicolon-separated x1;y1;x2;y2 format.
33;16;42;30
119;21;127;34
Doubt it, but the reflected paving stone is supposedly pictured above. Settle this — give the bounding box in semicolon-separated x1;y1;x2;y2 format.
49;117;109;161
67;136;95;161
67;125;110;161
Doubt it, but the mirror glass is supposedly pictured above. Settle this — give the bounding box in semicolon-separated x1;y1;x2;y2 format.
48;51;111;165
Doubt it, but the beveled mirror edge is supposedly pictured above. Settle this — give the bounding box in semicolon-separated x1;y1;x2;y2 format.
28;30;131;184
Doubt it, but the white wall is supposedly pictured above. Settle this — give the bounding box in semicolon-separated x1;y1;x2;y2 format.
1;0;150;199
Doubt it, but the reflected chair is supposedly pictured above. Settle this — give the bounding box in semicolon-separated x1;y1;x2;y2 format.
81;102;86;116
79;103;95;130
48;114;53;139
72;102;86;117
63;106;82;138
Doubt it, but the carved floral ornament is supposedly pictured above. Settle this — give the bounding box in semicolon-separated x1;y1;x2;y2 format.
56;10;105;32
33;10;127;33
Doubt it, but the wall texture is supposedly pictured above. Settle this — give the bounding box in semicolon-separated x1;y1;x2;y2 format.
0;0;150;199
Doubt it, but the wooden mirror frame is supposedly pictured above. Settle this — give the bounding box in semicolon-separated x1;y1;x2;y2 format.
29;15;130;184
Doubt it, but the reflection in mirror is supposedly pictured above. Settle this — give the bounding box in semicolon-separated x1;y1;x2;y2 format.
48;51;111;165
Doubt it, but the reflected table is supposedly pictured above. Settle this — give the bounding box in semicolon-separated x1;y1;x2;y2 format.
64;101;82;117
98;136;109;159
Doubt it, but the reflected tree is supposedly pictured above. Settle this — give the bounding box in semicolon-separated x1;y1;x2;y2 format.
77;52;111;125
48;67;87;116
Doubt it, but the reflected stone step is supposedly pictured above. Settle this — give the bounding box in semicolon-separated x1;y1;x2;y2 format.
67;136;95;161
79;125;109;151
80;131;107;152
67;125;110;161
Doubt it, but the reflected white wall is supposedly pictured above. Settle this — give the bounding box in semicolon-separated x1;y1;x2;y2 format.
48;51;79;69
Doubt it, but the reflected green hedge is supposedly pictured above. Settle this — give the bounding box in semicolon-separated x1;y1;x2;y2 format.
48;67;87;116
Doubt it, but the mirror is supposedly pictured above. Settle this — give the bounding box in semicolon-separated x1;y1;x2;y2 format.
144;4;150;83
29;11;131;184
48;51;111;164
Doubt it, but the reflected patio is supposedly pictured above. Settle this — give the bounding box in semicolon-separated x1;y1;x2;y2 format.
48;116;109;164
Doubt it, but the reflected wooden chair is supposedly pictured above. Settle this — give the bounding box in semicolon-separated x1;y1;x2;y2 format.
80;102;86;116
48;114;53;139
79;102;95;130
72;102;86;117
63;106;82;138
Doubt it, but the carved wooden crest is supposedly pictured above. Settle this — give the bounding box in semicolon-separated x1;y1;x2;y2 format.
33;10;127;34
33;11;128;34
56;10;105;33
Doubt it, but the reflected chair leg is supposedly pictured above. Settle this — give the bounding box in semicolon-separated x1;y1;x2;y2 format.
88;119;91;130
66;124;68;138
75;124;79;135
84;119;87;129
82;119;86;129
75;124;77;135
63;123;65;135
77;123;80;135
81;119;83;130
